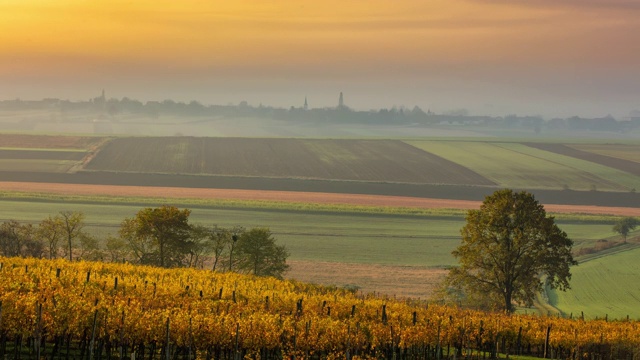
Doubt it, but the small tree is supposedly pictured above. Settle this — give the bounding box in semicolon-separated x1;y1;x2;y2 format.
204;225;231;271
119;205;193;268
0;220;43;258
59;211;86;261
446;189;577;313
38;216;64;259
78;233;101;261
187;224;211;268
235;227;289;279
612;217;639;243
105;235;130;262
0;220;24;257
227;226;243;272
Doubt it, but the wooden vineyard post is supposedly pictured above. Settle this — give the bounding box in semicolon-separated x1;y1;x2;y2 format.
35;303;43;360
89;309;98;360
234;323;240;360
390;326;396;360
346;324;351;360
188;317;193;360
0;301;4;360
436;322;442;360
292;326;297;360
165;317;171;360
119;311;125;360
516;326;522;356
543;325;552;359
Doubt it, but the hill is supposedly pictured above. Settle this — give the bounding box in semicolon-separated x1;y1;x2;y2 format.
0;256;638;359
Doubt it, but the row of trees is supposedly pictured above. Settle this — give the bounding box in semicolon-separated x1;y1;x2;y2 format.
0;211;92;261
0;205;290;279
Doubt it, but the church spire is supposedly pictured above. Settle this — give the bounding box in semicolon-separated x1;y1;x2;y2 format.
304;96;308;110
338;92;344;108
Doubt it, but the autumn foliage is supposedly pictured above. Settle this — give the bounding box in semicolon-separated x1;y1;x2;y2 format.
0;256;638;359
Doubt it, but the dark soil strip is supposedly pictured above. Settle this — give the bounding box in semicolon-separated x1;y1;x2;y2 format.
85;137;496;186
2;170;639;208
525;143;640;176
0;149;86;160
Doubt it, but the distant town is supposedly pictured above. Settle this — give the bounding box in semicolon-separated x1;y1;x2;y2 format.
1;91;639;134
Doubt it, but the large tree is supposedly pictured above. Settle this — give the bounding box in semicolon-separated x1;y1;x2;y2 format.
446;189;577;313
119;205;193;268
235;227;289;279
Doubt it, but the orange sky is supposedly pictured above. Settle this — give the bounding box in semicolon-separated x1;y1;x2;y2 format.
1;0;639;117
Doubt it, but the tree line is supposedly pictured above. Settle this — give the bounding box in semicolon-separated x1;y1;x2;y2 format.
0;205;290;279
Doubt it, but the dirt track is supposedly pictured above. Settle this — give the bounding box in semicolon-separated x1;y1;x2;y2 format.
2;181;639;216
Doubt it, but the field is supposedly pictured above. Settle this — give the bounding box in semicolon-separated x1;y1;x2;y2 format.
527;142;640;177
85;137;495;185
0;134;99;172
406;140;640;191
1;133;640;310
2;134;640;204
0;183;629;299
0;133;103;149
548;245;640;320
569;143;640;164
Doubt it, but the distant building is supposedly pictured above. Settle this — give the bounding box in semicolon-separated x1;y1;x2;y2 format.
304;96;308;110
338;92;345;109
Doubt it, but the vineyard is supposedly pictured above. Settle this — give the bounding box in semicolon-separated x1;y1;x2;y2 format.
1;257;639;360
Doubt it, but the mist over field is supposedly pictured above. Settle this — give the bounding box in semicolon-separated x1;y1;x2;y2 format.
0;94;639;139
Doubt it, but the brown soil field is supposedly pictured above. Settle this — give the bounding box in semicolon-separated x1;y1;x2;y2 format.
0;134;104;149
286;260;448;299
86;137;495;186
525;142;640;176
2;181;639;216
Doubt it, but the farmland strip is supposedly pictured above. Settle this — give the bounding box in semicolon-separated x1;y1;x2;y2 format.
0;149;86;160
2;181;640;216
85;137;495;185
525;142;640;176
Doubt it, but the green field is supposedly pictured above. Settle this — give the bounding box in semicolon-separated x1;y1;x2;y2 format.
0;195;620;268
548;245;640;320
406;140;640;191
0;159;78;172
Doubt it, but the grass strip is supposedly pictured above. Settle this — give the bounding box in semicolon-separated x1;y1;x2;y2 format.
0;189;624;223
0;190;468;218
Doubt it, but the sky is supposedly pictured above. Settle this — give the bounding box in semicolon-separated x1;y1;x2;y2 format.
1;0;639;118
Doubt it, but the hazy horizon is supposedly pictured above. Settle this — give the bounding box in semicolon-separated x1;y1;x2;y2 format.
2;1;639;119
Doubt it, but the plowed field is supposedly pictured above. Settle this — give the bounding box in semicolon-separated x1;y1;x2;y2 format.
85;137;494;185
